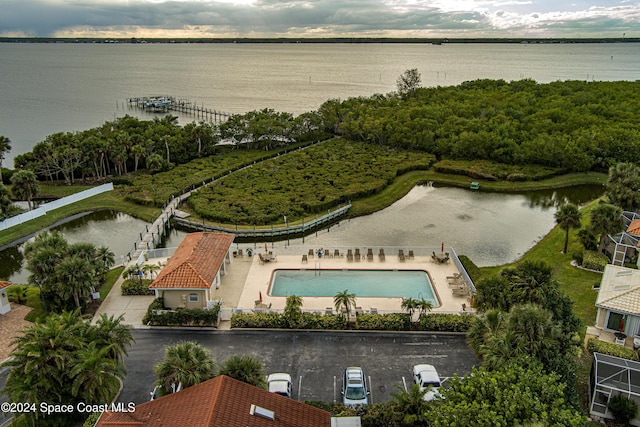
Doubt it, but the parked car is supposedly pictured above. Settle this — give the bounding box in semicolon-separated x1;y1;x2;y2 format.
342;367;369;405
412;364;442;401
267;373;292;398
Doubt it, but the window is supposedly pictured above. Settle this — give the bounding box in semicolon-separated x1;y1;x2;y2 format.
606;312;625;331
188;293;199;303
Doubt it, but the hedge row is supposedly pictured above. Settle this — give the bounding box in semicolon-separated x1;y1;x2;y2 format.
582;250;609;272
121;278;155;296
433;159;562;181
230;312;474;332
587;338;640;361
142;298;221;327
231;312;347;330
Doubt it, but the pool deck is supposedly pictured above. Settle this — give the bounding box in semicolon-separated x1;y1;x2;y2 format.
231;252;473;314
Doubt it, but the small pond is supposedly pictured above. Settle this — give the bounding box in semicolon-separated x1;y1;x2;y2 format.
0;184;604;284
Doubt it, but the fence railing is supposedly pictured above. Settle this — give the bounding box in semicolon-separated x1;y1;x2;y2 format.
0;183;114;231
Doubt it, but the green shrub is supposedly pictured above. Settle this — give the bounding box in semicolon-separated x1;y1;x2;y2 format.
433;159;562;181
418;313;476;332
355;313;411;331
82;412;101;427
587;339;640;361
230;311;346;330
188;139;435;225
143;298;220;327
608;393;638;425
121;278;154;296
582;250;609;271
572;250;584;265
7;285;29;304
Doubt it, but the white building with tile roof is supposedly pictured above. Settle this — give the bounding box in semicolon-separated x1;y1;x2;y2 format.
595;264;640;338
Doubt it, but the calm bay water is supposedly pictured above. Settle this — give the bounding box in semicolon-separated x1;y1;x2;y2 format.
1;42;640;167
0;42;623;279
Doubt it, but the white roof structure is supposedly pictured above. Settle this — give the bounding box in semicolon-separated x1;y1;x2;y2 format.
596;265;640;315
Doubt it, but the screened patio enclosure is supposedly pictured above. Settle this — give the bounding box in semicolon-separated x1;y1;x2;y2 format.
590;352;640;425
608;212;640;267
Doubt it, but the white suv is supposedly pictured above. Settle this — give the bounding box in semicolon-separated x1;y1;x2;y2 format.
412;364;442;401
342;367;369;406
267;373;292;398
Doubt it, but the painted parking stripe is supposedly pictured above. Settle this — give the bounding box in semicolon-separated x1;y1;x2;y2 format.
297;375;302;401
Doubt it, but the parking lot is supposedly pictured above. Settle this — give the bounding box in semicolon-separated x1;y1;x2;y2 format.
118;329;478;405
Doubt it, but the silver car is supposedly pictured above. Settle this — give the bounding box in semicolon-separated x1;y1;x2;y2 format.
342;367;369;406
267;373;292;398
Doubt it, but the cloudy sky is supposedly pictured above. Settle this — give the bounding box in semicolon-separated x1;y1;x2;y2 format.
1;0;639;39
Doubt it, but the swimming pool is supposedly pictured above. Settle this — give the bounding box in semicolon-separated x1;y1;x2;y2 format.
269;269;440;306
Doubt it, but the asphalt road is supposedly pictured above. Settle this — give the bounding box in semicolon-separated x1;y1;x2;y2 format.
118;329;479;405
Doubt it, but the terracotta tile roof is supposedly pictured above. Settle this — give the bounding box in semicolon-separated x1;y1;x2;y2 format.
149;232;234;290
596;264;640;315
0;281;12;290
627;219;640;236
97;375;331;427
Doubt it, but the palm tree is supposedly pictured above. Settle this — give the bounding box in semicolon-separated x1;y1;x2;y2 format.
401;297;419;320
69;342;124;404
1;311;85;423
389;383;430;425
554;203;582;254
0;183;12;218
218;354;267;388
417;298;433;317
284;294;303;327
146;152;164;173
10;169;39;210
589;203;623;254
334;289;357;320
55;255;98;310
154;341;216;396
0;135;11;183
97;246;116;272
91;313;134;365
142;263;161;279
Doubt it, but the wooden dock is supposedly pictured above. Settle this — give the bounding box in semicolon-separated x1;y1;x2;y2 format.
127;96;231;124
174;204;352;240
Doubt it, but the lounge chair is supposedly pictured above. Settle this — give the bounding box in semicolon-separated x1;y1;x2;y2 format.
334;249;341;258
302;254;308;263
237;249;243;257
431;251;437;262
258;253;265;264
354;248;361;259
325;307;333;315
370;307;378;314
398;250;405;262
408;250;414;259
308;249;314;258
347;249;353;262
367;248;374;262
324;249;331;258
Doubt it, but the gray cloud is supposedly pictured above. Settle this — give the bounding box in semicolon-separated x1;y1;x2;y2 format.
0;0;639;38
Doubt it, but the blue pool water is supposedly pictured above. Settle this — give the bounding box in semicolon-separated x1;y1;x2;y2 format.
269;269;439;306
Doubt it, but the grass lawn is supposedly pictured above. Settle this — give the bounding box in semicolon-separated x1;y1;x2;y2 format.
479;198;605;327
0;186;160;247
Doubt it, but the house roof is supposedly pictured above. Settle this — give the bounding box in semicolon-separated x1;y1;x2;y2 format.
596;264;640;315
0;281;12;290
627;219;640;237
96;375;331;427
149;232;234;290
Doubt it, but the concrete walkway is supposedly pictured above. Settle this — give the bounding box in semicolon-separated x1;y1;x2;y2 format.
92;273;155;327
